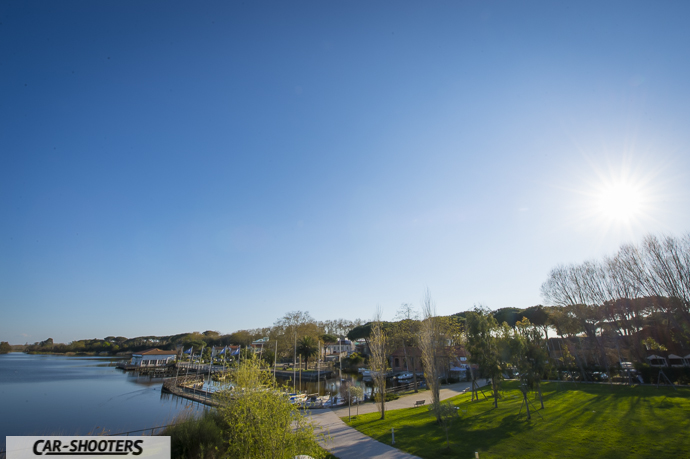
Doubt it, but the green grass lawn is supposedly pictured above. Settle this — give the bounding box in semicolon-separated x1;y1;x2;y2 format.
344;381;690;458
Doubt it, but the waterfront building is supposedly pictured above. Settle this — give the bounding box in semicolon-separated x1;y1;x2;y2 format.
325;339;355;357
389;345;471;379
130;348;177;367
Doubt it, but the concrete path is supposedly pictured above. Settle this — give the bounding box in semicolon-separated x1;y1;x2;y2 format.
312;379;489;458
312;409;420;459
331;379;489;417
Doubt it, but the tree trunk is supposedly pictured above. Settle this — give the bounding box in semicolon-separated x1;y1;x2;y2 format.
402;342;409;371
493;378;499;408
573;340;589;381
524;391;531;419
595;334;611;383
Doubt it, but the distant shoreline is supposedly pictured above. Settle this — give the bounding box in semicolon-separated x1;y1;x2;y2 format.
3;350;131;357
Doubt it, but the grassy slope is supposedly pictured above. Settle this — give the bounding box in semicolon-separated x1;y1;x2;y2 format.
345;381;690;458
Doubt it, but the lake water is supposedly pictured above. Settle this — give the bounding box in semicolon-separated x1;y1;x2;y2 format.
0;353;397;451
0;353;204;450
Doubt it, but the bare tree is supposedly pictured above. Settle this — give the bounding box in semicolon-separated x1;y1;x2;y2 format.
318;318;365;337
369;307;388;420
419;288;443;421
541;262;612;374
541;232;690;365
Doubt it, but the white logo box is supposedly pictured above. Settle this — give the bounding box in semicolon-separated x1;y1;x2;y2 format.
6;437;170;459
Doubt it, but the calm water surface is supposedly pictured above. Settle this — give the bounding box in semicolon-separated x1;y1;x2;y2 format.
0;353;203;450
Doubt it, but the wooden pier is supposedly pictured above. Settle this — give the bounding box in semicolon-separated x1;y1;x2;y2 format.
116;360;227;377
162;375;218;406
274;370;334;381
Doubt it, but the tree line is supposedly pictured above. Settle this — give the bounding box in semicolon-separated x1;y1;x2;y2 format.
540;233;690;378
22;232;690;395
22;313;364;359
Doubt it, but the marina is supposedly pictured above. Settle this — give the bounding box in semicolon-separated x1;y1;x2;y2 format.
0;351;428;453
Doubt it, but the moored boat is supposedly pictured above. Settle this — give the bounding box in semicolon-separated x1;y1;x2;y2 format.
396;372;414;381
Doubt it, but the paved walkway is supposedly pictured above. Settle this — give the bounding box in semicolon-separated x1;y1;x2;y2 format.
311;379;489;459
312;409;419;459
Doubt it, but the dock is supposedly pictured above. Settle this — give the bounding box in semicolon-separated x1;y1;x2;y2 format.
115;360;227;377
274;370;334;381
162;375;218;406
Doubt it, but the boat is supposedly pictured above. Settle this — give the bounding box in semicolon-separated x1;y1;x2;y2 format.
288;393;307;405
323;395;347;407
303;394;331;409
396;372;414;381
362;370;386;381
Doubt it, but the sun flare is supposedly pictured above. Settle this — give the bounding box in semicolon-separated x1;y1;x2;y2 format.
596;182;644;223
570;157;667;239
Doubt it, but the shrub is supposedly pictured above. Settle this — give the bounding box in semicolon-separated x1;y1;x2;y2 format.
163;358;327;459
373;392;400;402
347;352;364;365
163;410;225;459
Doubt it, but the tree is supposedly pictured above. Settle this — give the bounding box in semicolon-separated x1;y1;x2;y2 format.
521;305;552;343
319;318;364;337
270;311;322;361
349;385;364;417
182;333;207;352
227;330;254;347
347;321;393;359
465;306;504;408
493;307;522;328
391;303;421;392
369;308;388;420
215;357;326;459
0;341;11;354
320;333;338;344
297;336;318;369
429;401;459;450
419;289;443;421
541;233;690;361
261;349;275;367
513;318;549;412
347;323;373;341
546;306;589;381
346;352;364;366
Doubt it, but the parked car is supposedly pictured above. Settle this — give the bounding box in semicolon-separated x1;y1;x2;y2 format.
589;372;609;381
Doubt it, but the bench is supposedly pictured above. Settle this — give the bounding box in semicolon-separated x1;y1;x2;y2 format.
414;400;426;407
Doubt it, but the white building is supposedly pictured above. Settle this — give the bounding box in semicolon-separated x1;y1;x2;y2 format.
131;349;177;367
325;339;355;357
251;337;270;354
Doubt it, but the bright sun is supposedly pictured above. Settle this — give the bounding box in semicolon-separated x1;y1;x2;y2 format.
596;182;644;222
569;155;670;239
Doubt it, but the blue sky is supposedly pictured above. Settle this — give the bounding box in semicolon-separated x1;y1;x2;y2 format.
2;1;689;343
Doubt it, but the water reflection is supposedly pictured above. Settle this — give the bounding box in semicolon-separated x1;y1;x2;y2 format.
182;370;412;399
